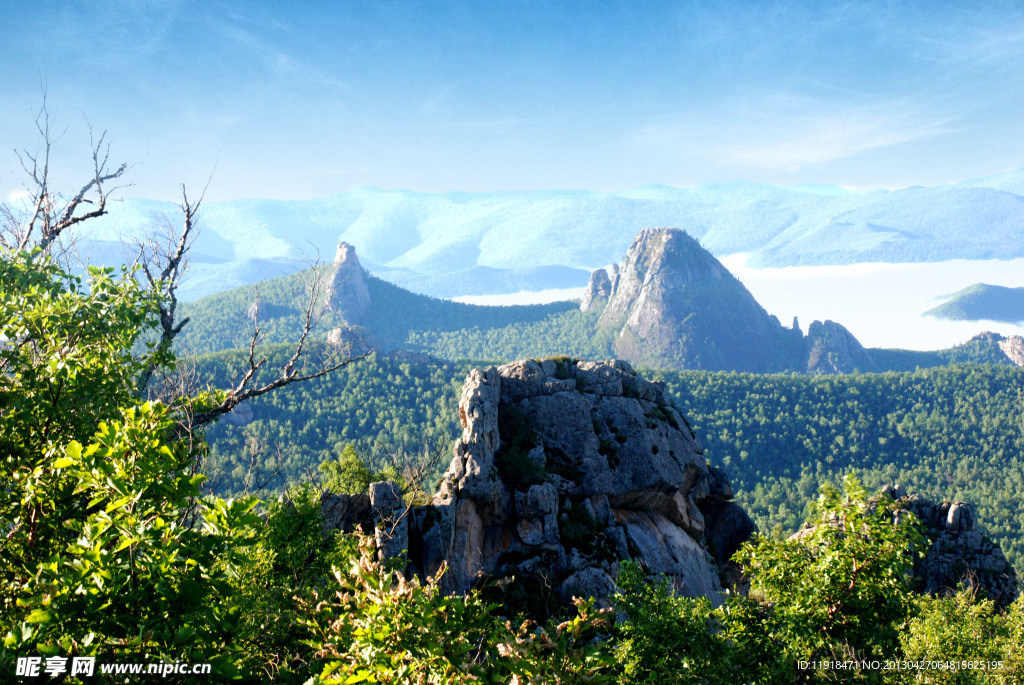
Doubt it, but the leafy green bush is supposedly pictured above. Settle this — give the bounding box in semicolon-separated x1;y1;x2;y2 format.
0;249;262;678
898;590;1006;685
319;443;374;494
614;562;735;684
300;538;614;684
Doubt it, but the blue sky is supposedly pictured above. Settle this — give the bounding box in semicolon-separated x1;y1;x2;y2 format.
3;0;1024;201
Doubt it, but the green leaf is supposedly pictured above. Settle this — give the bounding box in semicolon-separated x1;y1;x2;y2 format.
105;495;133;513
25;610;53;624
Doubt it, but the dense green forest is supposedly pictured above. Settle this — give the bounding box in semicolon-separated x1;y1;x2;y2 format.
197;347;1024;571
178;267;580;354
651;365;1024;566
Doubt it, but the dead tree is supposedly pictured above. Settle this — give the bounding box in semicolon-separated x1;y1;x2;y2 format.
0;98;127;255
3;103;367;499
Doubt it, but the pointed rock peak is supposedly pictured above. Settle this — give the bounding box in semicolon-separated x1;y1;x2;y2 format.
579;264;619;313
334;241;362;268
327;242;371;325
597;227;802;372
804;320;875;374
622;227;725;280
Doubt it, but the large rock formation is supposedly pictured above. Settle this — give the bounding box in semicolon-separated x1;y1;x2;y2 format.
580;228;881;373
323;358;755;615
804;319;876;374
880;487;1019;609
579;265;619;313
999;335;1024;366
326;242;372;325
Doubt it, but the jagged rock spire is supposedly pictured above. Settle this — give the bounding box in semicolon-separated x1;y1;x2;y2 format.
326;242;371;325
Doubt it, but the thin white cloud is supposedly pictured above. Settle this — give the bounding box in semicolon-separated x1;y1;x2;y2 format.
631;94;957;171
719;111;955;170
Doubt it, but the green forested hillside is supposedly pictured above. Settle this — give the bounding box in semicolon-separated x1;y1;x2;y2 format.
194;346;472;494
198;349;1024;570
649;365;1024;566
179;260;1021;376
926;283;1024;324
178;268;580;354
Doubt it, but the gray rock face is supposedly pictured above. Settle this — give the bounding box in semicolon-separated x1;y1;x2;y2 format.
890;492;1019;609
997;334;1024;366
420;358;751;611
371;481;409;563
224;401;254;426
579;265;619;313
321;492;371;534
326;325;376;356
246;299;263;322
580;227;880;375
588;228;802;372
327;242;372;325
320;359;756;614
804;319;876;374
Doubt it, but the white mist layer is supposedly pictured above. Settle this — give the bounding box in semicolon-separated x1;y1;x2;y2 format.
719;255;1024;350
451;287;586;306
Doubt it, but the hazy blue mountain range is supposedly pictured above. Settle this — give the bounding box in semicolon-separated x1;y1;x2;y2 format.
77;169;1024;300
925;284;1024;324
178;232;1024;375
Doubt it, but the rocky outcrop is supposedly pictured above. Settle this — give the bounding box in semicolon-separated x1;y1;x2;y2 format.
224;401;254;427
791;485;1018;609
579;265;619;313
879;487;1019;609
578;228;885;375
996;334;1024;366
322;358;755;616
327;242;372;325
326;325;376;356
804;319;876;374
582;228;805;372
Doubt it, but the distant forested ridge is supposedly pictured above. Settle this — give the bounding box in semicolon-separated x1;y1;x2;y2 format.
926;283;1024;324
178;267;584;355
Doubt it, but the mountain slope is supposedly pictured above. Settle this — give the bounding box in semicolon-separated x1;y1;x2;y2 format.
583;228;804;372
180;234;1024;373
925;283;1024;324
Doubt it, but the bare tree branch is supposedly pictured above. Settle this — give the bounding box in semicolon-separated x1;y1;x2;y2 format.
3;100;129;255
190;256;367;427
136;184;202;395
